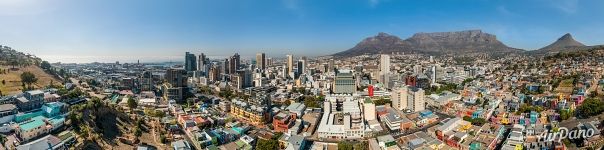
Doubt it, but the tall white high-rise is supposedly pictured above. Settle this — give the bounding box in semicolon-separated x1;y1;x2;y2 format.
380;54;391;87
256;53;266;70
287;54;294;77
380;54;390;73
431;65;437;84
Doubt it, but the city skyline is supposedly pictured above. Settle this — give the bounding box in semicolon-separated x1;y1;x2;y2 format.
2;0;604;63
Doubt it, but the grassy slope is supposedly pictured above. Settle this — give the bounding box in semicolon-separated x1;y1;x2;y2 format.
0;65;61;95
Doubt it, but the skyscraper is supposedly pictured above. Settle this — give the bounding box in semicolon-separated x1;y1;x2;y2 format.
223;58;230;75
296;60;304;78
328;59;334;72
301;56;307;74
256;53;266;70
380;54;390;73
185;52;197;71
229;53;240;74
379;54;390;88
197;53;206;71
431;65;437;84
287;54;294;77
298;60;306;75
267;58;273;67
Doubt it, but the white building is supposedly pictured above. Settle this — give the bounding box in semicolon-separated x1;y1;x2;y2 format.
362;99;376;121
317;95;368;139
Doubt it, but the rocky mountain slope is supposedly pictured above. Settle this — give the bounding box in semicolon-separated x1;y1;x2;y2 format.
530;33;590;54
333;30;524;57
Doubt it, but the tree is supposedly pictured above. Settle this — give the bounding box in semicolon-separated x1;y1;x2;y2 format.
353;141;368;150
303;96;321;108
374;98;392;106
127;96;138;111
9;59;18;69
284;100;291;106
559;110;571;120
20;71;38;90
256;139;278;150
576;98;604;118
133;126;142;137
159;134;167;143
0;134;6;148
338;141;354;150
40;61;51;70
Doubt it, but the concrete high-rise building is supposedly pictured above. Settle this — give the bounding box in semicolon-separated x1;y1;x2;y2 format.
408;87;425;112
235;69;252;89
209;66;220;82
297;60;305;77
185;52;197;71
301;56;307;73
197;53;206;71
380;54;390;73
286;54;294;77
140;71;153;91
328;59;335;72
223;59;230;75
163;68;188;102
391;85;424;112
165;68;187;87
267;58;273;67
391;85;409;111
256;53;266;70
431;66;437;84
229;53;241;74
379;55;391;88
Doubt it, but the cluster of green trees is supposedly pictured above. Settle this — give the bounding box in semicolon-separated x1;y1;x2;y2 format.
337;141;368;150
144;108;166;118
20;71;38;90
373;97;392;106
559;109;573;120
576;98;604;118
255;132;283;150
303;95;323;108
425;83;458;95
462;116;487;126
516;104;545;114
60;87;86;99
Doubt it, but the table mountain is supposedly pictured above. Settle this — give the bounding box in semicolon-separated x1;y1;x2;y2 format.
333;30;523;57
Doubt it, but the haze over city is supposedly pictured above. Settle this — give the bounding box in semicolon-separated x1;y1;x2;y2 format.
1;0;604;63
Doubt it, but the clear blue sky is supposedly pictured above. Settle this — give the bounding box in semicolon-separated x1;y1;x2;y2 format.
1;0;603;60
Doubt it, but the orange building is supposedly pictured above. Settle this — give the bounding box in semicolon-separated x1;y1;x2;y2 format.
273;111;297;132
